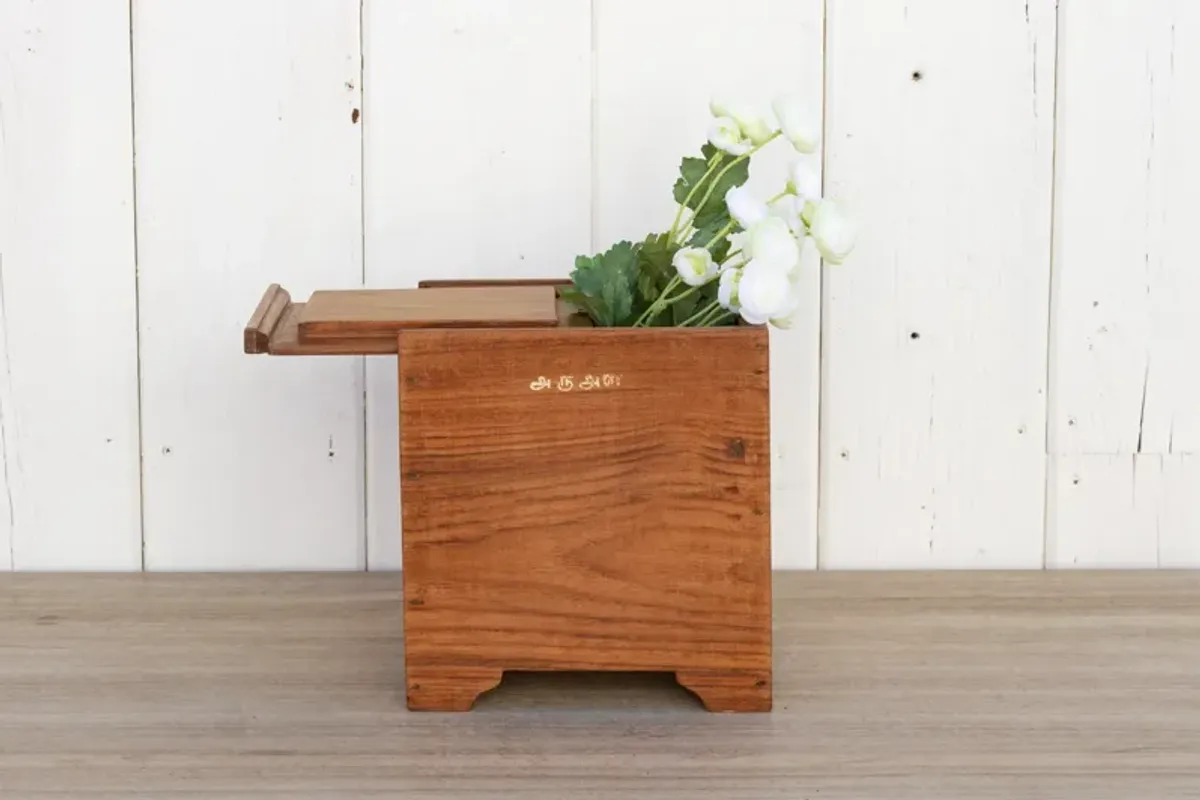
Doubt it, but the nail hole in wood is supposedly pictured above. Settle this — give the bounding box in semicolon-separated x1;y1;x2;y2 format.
351;108;360;123
911;70;923;82
726;439;746;459
910;331;920;340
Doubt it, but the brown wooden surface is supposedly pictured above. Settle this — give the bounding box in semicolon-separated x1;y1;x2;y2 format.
397;326;772;712
296;285;559;341
243;284;588;354
242;283;291;354
268;301;397;355
2;571;1199;798
417;278;569;289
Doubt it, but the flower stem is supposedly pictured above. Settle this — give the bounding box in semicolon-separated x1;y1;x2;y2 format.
704;219;737;250
668;152;724;244
679;299;722;327
688;131;782;231
633;275;683;327
707;309;736;326
701;303;732;326
675;222;695;246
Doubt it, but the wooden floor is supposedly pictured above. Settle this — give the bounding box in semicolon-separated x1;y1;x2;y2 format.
1;572;1198;798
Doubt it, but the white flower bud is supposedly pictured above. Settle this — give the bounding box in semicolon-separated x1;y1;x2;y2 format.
809;199;856;265
708;116;752;156
772;93;821;154
724;185;768;230
672;247;718;287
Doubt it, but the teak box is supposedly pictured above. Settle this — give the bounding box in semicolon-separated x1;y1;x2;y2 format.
245;279;772;712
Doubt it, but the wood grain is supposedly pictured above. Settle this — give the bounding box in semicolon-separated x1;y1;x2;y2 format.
298;285;560;341
416;278;569;289
398;327;772;711
242;283;292;354
258;302;396;356
1;571;1198;798
243;285;592;356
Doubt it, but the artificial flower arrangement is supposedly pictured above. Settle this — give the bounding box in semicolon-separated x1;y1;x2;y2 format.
562;92;855;329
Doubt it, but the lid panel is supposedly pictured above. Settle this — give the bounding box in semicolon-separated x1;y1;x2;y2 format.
297;285;560;341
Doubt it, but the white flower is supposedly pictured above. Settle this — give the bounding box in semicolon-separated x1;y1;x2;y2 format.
672;247;718;287
718;266;742;311
709;95;734;118
708;116;752;156
772;93;820;154
770;307;799;329
768;194;806;238
809;199;856;264
787;161;821;201
769;281;804;329
747;216;800;273
727;103;776;146
737;259;793;324
724;185;768;229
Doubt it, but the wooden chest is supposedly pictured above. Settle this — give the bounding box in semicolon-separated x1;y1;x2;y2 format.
245;280;773;712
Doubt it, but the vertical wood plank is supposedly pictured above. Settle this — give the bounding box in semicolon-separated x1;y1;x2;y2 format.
135;0;365;569
821;0;1057;568
1048;453;1200;568
595;0;825;569
362;0;592;569
1051;0;1200;458
1048;2;1200;566
1157;455;1200;567
0;0;141;569
1047;455;1162;568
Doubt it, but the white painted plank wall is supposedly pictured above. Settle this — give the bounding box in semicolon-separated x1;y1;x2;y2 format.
594;0;825;569
1;0;1198;571
1048;0;1200;567
820;0;1057;568
134;0;366;569
0;0;141;570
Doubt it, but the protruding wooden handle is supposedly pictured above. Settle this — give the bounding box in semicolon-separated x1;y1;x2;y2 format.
243;284;292;354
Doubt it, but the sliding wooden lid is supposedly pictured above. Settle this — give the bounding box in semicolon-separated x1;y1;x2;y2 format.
244;281;584;356
296;285;559;342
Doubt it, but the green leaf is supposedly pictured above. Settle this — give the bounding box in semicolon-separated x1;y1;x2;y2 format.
688;217;734;264
557;288;598;320
670;290;702;326
568;240;640;326
672;155;711;207
636;232;678;302
671;143;752;230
